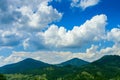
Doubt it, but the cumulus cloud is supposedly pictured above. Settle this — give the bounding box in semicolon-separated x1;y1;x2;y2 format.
0;44;115;66
21;14;107;50
22;34;45;51
0;0;62;47
0;29;22;47
40;14;107;48
107;28;120;43
16;2;62;30
1;42;120;66
0;0;62;30
0;0;105;49
0;13;108;66
71;0;99;10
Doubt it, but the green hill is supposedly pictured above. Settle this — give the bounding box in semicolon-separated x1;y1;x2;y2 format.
1;55;120;80
63;55;120;80
0;58;51;74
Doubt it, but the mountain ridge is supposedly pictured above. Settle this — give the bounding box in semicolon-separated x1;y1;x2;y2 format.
58;58;89;67
0;57;89;74
0;58;51;74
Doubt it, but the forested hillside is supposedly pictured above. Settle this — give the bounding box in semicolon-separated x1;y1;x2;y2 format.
1;55;120;80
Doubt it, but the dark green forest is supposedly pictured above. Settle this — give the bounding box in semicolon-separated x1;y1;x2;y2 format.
1;55;120;80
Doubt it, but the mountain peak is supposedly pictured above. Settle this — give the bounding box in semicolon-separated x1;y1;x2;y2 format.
24;58;35;60
0;58;51;74
71;58;87;61
71;58;81;60
59;58;89;67
21;58;38;62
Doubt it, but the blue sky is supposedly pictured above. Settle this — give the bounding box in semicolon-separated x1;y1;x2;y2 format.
0;0;120;66
50;0;120;30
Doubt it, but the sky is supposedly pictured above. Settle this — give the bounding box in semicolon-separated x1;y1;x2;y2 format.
0;0;120;66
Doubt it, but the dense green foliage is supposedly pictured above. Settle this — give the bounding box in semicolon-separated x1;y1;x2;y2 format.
63;55;120;80
4;74;47;80
0;74;6;80
1;55;120;80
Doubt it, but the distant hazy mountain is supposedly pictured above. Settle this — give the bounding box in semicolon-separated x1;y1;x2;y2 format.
0;58;51;74
59;58;89;67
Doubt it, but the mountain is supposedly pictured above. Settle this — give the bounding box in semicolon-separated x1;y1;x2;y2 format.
0;58;89;74
0;58;51;74
59;58;89;67
1;55;120;80
63;55;120;80
92;55;120;66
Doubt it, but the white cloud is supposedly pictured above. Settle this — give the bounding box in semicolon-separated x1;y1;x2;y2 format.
40;14;107;48
21;14;107;50
73;45;98;61
0;29;22;47
107;28;120;43
16;2;62;30
0;0;105;50
0;0;62;31
23;38;30;50
0;56;5;66
22;14;107;50
0;0;62;47
1;42;120;66
71;0;99;10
